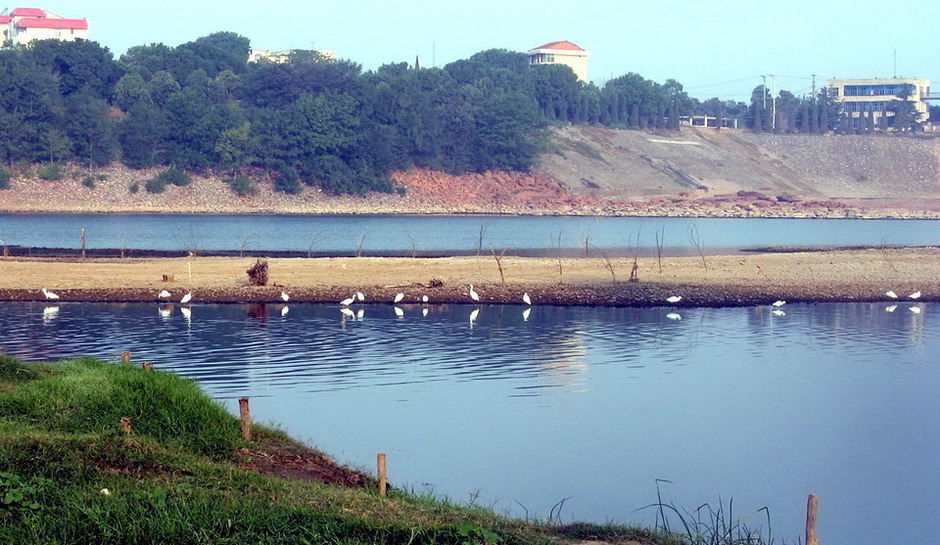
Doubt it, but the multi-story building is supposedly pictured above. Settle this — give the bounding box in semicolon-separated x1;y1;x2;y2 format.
248;48;337;64
1;7;88;46
527;40;590;82
827;77;931;126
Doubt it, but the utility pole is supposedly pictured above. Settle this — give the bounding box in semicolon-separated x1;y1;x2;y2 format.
811;74;817;103
770;74;777;131
761;75;767;111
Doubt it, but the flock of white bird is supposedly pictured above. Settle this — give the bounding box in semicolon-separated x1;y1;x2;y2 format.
36;285;927;323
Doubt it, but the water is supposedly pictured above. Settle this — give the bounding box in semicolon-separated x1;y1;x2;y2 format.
0;301;936;545
1;213;937;256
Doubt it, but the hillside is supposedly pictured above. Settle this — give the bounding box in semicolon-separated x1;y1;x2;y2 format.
1;127;939;218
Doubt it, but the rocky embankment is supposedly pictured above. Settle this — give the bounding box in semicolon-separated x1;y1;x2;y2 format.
1;127;939;218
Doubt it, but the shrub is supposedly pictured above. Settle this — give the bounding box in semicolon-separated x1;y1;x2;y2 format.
246;259;268;286
95;174;108;181
129;182;140;193
144;178;167;193
157;168;191;187
224;175;253;196
81;176;95;189
0;169;10;190
37;163;64;181
273;168;301;194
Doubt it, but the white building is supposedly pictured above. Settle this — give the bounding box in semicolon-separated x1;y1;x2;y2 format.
527;40;590;82
1;7;88;45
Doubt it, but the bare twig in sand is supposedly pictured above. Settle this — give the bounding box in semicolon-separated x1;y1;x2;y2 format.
490;244;509;285
628;225;643;283
655;227;665;274
581;229;592;257
354;232;367;258
553;229;564;279
590;244;617;284
879;236;897;272
239;235;257;258
688;224;708;274
476;223;488;256
306;231;323;258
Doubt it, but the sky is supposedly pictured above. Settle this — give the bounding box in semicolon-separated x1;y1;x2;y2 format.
33;0;940;102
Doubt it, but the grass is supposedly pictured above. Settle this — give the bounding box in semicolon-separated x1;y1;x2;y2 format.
0;355;682;545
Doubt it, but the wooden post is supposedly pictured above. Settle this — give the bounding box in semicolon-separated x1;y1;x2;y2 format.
238;398;251;440
805;494;819;545
121;351;131;365
80;228;86;259
142;362;153;371
120;417;132;436
377;453;387;497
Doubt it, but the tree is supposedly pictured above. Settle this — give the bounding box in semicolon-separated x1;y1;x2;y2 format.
24;39;124;99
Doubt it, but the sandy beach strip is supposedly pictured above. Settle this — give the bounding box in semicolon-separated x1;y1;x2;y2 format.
1;248;937;307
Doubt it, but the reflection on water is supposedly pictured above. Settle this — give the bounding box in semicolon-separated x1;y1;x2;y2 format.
0;302;937;545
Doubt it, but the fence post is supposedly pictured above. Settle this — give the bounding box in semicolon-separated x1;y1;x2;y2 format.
377;453;387;497
121;351;131;365
238;398;251;440
81;228;86;259
806;494;819;545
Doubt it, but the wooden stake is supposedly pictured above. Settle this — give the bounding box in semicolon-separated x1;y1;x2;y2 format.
238;398;251;440
377;452;387;496
80;228;86;259
121;351;131;365
142;362;153;371
120;417;132;436
805;494;819;545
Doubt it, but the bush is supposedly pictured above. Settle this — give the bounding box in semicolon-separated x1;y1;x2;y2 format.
37;163;64;181
0;169;10;190
95;174;109;181
81;176;95;189
224;175;253;196
144;178;167;193
246;259;268;286
273;168;301;194
129;182;140;193
157;168;191;187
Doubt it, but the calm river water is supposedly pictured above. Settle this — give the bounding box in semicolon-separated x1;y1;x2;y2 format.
0;301;936;545
1;213;938;255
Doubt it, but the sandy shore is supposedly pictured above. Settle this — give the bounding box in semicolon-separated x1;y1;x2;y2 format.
1;248;937;306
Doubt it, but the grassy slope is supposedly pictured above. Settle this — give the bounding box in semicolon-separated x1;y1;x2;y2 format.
0;356;673;545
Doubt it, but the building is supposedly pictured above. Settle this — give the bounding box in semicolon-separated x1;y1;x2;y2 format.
1;7;88;45
248;48;336;64
827;77;932;127
527;40;590;82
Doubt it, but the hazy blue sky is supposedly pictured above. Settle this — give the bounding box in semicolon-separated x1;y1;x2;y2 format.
49;0;940;101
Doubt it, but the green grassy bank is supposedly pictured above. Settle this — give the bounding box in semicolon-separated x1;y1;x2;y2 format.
0;356;674;545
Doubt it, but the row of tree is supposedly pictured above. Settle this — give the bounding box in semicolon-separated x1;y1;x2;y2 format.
0;32;931;195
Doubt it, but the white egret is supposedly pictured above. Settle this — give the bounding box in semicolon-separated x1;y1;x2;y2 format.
772;309;786;316
886;291;898;299
340;296;355;306
666;312;682;320
158;289;171;298
394;306;404;318
41;288;59;300
394;293;404;303
180;292;192;304
772;300;786;307
280;291;290;302
522;307;531;321
469;284;480;302
910;306;922;314
909;291;922;300
522;292;532;305
666;295;681;303
356;291;365;302
422;295;429;303
885;305;898;313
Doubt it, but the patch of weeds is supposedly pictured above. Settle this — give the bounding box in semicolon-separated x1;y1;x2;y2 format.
129;182;140;194
81;176;95;189
95;174;108;181
144;178;167;194
0;471;51;513
560;138;607;163
456;523;501;544
157;168;191;187
37;163;64;181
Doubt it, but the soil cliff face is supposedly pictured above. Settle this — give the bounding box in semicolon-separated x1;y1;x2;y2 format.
540;126;940;200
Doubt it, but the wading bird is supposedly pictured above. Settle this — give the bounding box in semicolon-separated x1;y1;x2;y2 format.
772;300;786;307
909;291;922;300
886;291;898;299
522;292;532;305
422;295;429;303
281;291;289;302
180;292;192;304
158;289;171;298
340;296;355;306
356;291;365;302
666;295;681;303
469;284;480;302
42;288;59;300
394;293;404;303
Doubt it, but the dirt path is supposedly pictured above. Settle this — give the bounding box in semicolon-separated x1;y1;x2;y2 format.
1;248;937;306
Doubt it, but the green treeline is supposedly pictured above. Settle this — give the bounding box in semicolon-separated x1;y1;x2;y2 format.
0;32;922;195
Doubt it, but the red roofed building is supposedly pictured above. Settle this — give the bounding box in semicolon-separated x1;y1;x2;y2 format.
527;40;590;82
2;7;88;45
